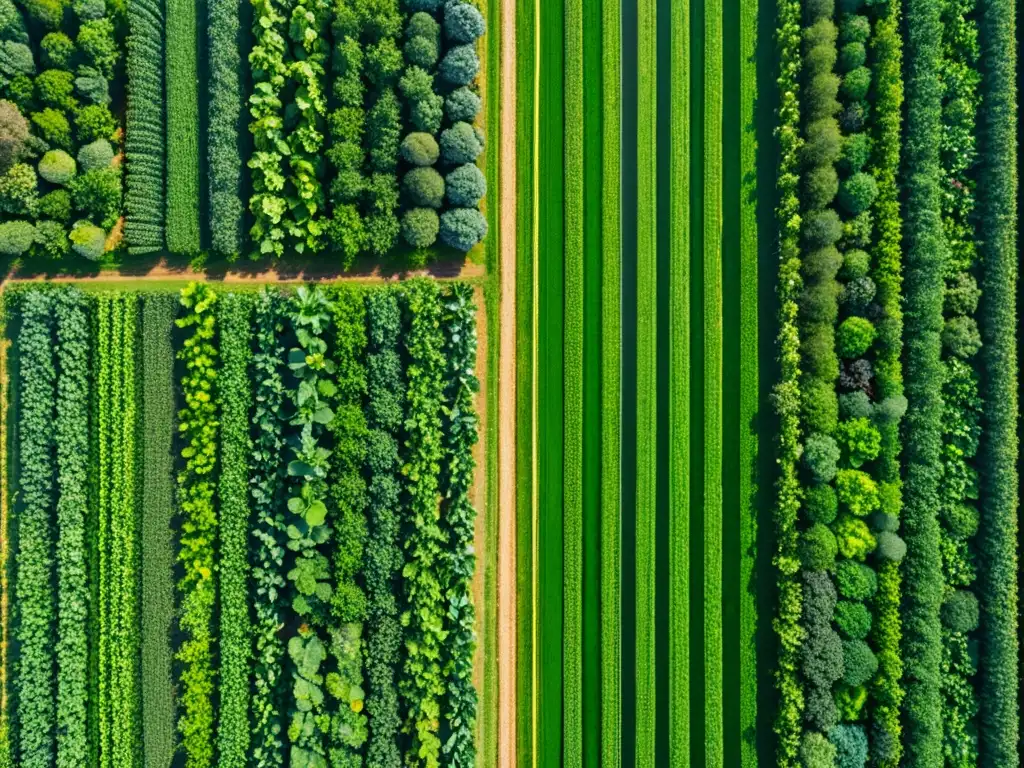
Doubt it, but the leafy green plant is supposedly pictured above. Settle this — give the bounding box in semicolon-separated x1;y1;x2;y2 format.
207;0;243;256
166;0;201;251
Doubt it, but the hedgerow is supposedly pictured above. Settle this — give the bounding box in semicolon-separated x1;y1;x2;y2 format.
399;278;447;767
175;283;219;768
15;289;57;768
976;0;1018;755
216;293;252;766
901;0;946;756
363;289;404;768
249;289;287;768
166;0;201;252
439;282;478;766
140;294;178;768
207;0;244;257
53;288;89;768
125;0;165;252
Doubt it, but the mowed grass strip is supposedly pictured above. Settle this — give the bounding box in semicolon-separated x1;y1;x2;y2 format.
704;0;724;758
562;0;584;761
668;0;690;761
600;0;622;757
165;0;201;252
140;295;177;768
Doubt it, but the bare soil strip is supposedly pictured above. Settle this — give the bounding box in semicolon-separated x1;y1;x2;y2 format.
497;0;519;761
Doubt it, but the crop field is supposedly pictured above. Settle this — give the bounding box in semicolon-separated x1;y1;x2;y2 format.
516;0;1021;762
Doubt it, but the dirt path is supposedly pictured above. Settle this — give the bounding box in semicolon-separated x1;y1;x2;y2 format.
496;0;518;761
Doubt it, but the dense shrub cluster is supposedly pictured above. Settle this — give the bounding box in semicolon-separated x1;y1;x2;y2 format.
0;0;123;261
206;0;243;256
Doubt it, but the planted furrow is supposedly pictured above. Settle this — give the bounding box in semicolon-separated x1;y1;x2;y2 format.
166;0;201;252
207;0;244;256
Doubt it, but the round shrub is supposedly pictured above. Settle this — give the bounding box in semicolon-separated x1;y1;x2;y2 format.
841;66;871;102
835;684;868;721
838;42;866;72
38;148;75;184
803;209;843;247
0;219;35;255
440;121;483;164
834;515;876;560
942;315;981;358
944;502;979;540
836;560;877;600
804;433;840;484
74;104;116;143
401;207;440;249
802;378;838;433
874;531;906;563
404;35;438;69
803;569;838;621
21;0;62;28
77;138;113;171
7;74;33;111
800;732;837;768
838;171;878;215
76;19;117;78
33;218;68;258
843;212;872;250
803;118;842;166
439;207;488;251
801;325;839;382
830;724;869;768
805;688;840;737
400;132;440;168
805;42;837;75
840;102;867;133
837;316;876;358
835;600;871;640
73;0;106;20
446;86;481;122
842;639;877;687
367;40;404;86
69;167;121;229
445;2;486;42
446;162;486;207
0;99;30;174
803;165;838;209
439;44;480;86
803;245;842;281
805;484;838;525
0;161;37;215
840;14;870;43
873;394;907;425
839;357;873;393
408;10;440;39
402;166;445;208
841;276;876;311
800;281;840;325
804;0;834;15
942;589;979;633
946;272;981;315
801;523;838;571
839;390;872;420
804;17;838;47
74;69;109;105
37;188;70;221
0;42;34;84
40;32;74;68
69;219;104;260
841;248;870;279
35;68;75;110
835;420;881;470
839;132;870;174
32;108;72;150
804;73;841;120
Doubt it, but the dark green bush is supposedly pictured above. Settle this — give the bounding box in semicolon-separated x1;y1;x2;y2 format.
838;132;870;174
835;560;877;600
401;207;439;249
805;485;838;525
943;502;979;539
802;118;842;166
32;218;68;258
445;163;486;207
841;211;872;248
38;188;70;221
835;600;871;639
841;276;876;311
74;68;109;105
804;44;837;76
803;245;842;281
841;639;877;686
0;219;35;255
839;391;872;420
405;36;438;69
800;281;840;325
440;121;483;165
445;86;481;123
804;433;840;484
942;590;979;633
400;132;440;167
801;378;838;434
942;315;981;358
402;167;445;208
401;67;444;134
871;511;899;533
804;73;841;121
839;14;870;43
829;724;868;768
445;2;485;43
439;207;487;251
803;165;838;209
801;325;839;382
872;394;907;425
803;209;843;247
945;272;980;315
801;523;838;571
439;44;479;86
840;66;871;101
838;171;878;215
69;167;121;229
366;39;403;85
804;17;838;47
838;42;865;71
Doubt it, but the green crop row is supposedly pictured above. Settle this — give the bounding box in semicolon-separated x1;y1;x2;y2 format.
14;290;57;767
140;294;177;768
54;289;90;767
125;0;166;253
165;0;201;253
175;283;219;767
216;293;252;766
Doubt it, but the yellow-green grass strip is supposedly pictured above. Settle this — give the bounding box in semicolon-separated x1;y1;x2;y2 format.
562;0;584;761
704;0;723;758
140;294;177;768
635;0;658;762
668;0;690;761
738;0;758;759
600;0;622;761
537;0;565;761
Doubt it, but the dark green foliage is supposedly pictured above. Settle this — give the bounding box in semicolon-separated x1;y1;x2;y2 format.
838;42;865;71
439;121;482;165
838;391;871;420
802;210;842;248
140;294;178;768
836;561;876;605
76;138;112;171
217;293;252;766
804;485;838;525
839;66;870;102
829;724;868;768
835;600;870;640
942;589;979;633
801;572;843;732
363;290;404;768
941;315;981;358
68;167;121;229
33;218;69;257
54;288;89;768
400;132;440;167
249;290;287;768
15;290;57;767
800;378;838;434
444;3;485;44
402;166;445;208
439;207;487;251
207;0;243;256
838;133;869;174
841;639;876;686
803;434;839;484
438;43;478;85
801;524;838;571
0;218;35;254
802;119;841;167
801;165;838;210
444;86;480;123
837;171;876;215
